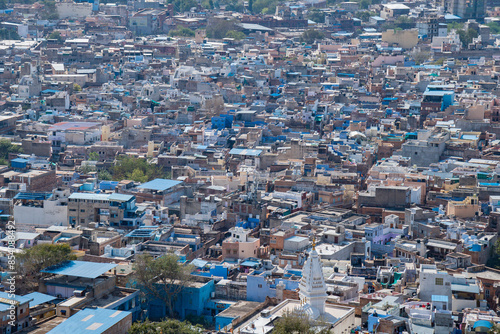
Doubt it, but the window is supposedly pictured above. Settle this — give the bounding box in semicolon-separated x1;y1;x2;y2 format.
435;278;444;285
486;289;490;298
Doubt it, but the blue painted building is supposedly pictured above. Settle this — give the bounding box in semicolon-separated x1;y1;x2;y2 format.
211;114;234;129
246;272;300;302
191;259;230;279
148;278;216;321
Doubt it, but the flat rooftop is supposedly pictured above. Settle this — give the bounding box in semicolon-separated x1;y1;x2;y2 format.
216;300;261;319
42;261;117;279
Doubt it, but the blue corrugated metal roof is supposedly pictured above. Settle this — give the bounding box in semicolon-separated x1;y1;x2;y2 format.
47;308;131;334
137;179;183;191
450;283;480;294
240;260;260;267
108;193;134;202
14;192;52;200
69;193;110;201
11;158;28;163
423;90;454;96
41;261;117;279
229;148;262;156
0;291;32;311
24;292;57;307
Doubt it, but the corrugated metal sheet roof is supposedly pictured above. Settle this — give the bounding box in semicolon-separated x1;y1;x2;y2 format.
41;261;117;279
137;178;183;191
47;308;131;334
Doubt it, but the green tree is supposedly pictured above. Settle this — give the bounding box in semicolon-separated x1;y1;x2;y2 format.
129;319;201;334
307;9;325;24
112;156;168;182
358;0;371;9
252;0;278;14
225;0;244;12
16;244;77;293
0;139;22;160
41;0;59;20
411;51;430;65
225;30;245;40
0;28;20;40
98;170;112;181
73;83;82;92
132;253;194;318
272;311;331;334
168;0;196;13
130;168;148;183
80;164;96;174
169;26;195;37
355;11;376;22
447;22;464;32
489;323;500;334
396;16;412;24
206;18;240;39
458;28;478;48
487;239;500;269
300;29;325;44
47;31;63;43
487;22;500;34
88;151;99;161
432;57;446;65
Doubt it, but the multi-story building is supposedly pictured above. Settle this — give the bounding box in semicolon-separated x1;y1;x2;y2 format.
68;193;144;228
0;292;31;333
442;0;486;20
13;188;69;228
222;227;261;260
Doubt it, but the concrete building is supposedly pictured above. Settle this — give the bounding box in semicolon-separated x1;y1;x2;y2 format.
358;186;411;209
48;122;102;155
129;9;168;35
442;0;486;20
56;1;93;19
401;131;450;166
0;292;31;333
68;193;143;228
380;3;410;19
233;242;356;333
382;29;419;49
222;227;260;260
133;178;185;206
447;195;480;218
13;189;69;228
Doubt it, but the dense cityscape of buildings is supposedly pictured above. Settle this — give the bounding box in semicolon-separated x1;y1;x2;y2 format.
0;0;499;332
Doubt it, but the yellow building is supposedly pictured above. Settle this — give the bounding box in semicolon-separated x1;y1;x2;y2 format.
381;29;419;49
447;195;480;218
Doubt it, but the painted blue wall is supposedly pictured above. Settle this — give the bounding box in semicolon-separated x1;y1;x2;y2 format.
148;279;215;321
247;275;300;302
368;313;389;333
